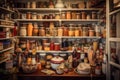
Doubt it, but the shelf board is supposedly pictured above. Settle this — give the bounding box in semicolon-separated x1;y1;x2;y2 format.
110;8;120;15
109;61;120;69
0;19;15;23
0;47;14;53
0;7;14;13
0;37;14;40
0;58;9;64
16;8;102;12
109;38;120;42
0;25;14;28
14;19;101;22
16;36;101;39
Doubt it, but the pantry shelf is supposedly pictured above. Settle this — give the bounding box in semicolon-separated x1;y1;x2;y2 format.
0;58;9;64
0;7;14;13
109;8;120;15
109;38;120;42
0;37;14;40
109;61;120;69
0;25;14;28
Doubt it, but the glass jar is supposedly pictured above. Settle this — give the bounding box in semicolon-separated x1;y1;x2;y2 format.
71;12;77;19
63;27;68;36
20;27;27;36
75;27;79;36
58;27;63;36
39;27;45;36
26;12;31;19
66;11;71;19
86;14;91;19
78;26;83;36
55;13;60;19
31;1;36;8
92;12;97;19
0;42;3;50
20;40;26;50
32;12;37;19
76;13;80;19
68;24;74;36
21;13;26;19
33;23;38;36
81;12;86;19
27;23;33;36
50;41;54;50
82;27;88;36
44;43;50;51
42;39;48;46
54;43;60;51
61;12;66;19
37;14;42;19
27;2;30;8
53;27;58;36
89;30;95;36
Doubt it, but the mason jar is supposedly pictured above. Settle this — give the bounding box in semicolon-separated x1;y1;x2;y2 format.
58;27;63;36
39;27;45;36
20;24;27;36
69;25;74;36
32;12;37;19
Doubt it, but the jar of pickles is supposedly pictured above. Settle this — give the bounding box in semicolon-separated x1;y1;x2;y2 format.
54;43;60;51
33;23;38;36
58;27;63;36
39;27;45;36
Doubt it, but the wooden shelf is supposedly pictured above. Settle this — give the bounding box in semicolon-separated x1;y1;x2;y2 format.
109;61;120;69
16;36;101;39
0;25;14;28
0;47;14;53
0;19;15;23
0;37;14;40
0;7;14;13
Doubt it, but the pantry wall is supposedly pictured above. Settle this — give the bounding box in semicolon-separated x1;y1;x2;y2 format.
0;0;119;80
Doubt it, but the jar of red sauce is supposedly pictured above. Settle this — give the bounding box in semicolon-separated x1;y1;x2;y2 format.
50;41;54;50
54;43;60;51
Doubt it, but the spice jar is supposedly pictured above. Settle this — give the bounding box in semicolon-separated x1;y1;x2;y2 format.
71;12;77;19
40;53;46;67
58;27;63;36
75;27;79;36
33;23;38;36
55;13;60;19
44;43;50;51
32;12;37;19
92;12;97;19
61;12;66;19
54;43;60;51
37;14;42;19
39;27;45;36
66;11;71;19
26;12;31;19
27;23;33;36
89;30;95;36
81;12;86;19
63;27;68;36
31;1;36;8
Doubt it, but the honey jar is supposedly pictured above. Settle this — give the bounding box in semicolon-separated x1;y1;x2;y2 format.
33;23;38;36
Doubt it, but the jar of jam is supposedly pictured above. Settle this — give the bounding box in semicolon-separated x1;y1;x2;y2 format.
39;27;45;36
33;23;38;36
81;12;86;19
75;27;79;36
58;27;63;36
50;41;54;50
54;43;60;51
66;11;71;19
32;12;37;19
63;27;68;36
61;12;66;19
31;1;36;8
26;12;31;19
82;27;88;36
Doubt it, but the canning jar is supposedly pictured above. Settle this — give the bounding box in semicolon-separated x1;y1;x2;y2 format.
58;27;63;36
44;43;50;51
37;14;42;19
27;23;33;36
20;27;27;36
33;23;38;36
75;27;79;36
82;27;88;36
63;27;68;36
26;12;31;19
81;12;86;19
76;13;80;19
31;1;36;8
66;11;71;19
55;13;60;19
39;27;45;36
32;12;37;19
27;2;30;8
72;12;77;19
68;24;74;36
50;41;54;50
61;12;66;19
92;12;97;19
54;43;60;51
89;30;95;36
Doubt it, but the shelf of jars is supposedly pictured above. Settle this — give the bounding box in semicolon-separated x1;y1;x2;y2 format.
109;61;120;69
0;7;14;13
16;8;102;12
0;47;14;53
16;36;101;39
